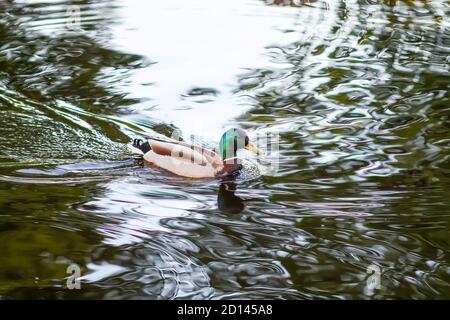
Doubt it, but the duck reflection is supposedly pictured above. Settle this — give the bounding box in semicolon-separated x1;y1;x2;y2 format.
217;182;245;214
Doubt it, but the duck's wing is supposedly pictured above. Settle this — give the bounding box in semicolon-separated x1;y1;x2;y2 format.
147;139;203;164
144;150;217;178
144;138;226;178
148;138;223;167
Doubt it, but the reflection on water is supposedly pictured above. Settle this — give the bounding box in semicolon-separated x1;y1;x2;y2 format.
0;0;449;299
217;183;245;214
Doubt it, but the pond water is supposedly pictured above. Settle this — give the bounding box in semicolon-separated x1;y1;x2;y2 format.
0;0;449;299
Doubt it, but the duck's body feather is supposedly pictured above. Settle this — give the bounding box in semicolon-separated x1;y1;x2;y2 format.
144;150;217;178
131;128;258;178
140;137;238;178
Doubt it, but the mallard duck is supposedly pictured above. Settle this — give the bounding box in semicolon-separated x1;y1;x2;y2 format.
130;128;261;178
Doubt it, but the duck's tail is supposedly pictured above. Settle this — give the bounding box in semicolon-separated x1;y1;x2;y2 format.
127;139;152;155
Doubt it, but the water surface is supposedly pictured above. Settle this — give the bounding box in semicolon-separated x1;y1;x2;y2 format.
0;0;449;299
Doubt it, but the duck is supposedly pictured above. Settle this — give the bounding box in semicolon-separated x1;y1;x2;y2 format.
130;128;261;178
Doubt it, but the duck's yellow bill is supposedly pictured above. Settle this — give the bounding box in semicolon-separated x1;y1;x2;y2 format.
245;143;263;155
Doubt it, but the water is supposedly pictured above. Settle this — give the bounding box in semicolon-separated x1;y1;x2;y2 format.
0;0;449;299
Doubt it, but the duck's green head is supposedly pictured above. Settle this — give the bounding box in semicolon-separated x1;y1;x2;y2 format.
219;128;261;160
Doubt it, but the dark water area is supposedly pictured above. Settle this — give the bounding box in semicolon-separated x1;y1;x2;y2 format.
0;0;449;299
